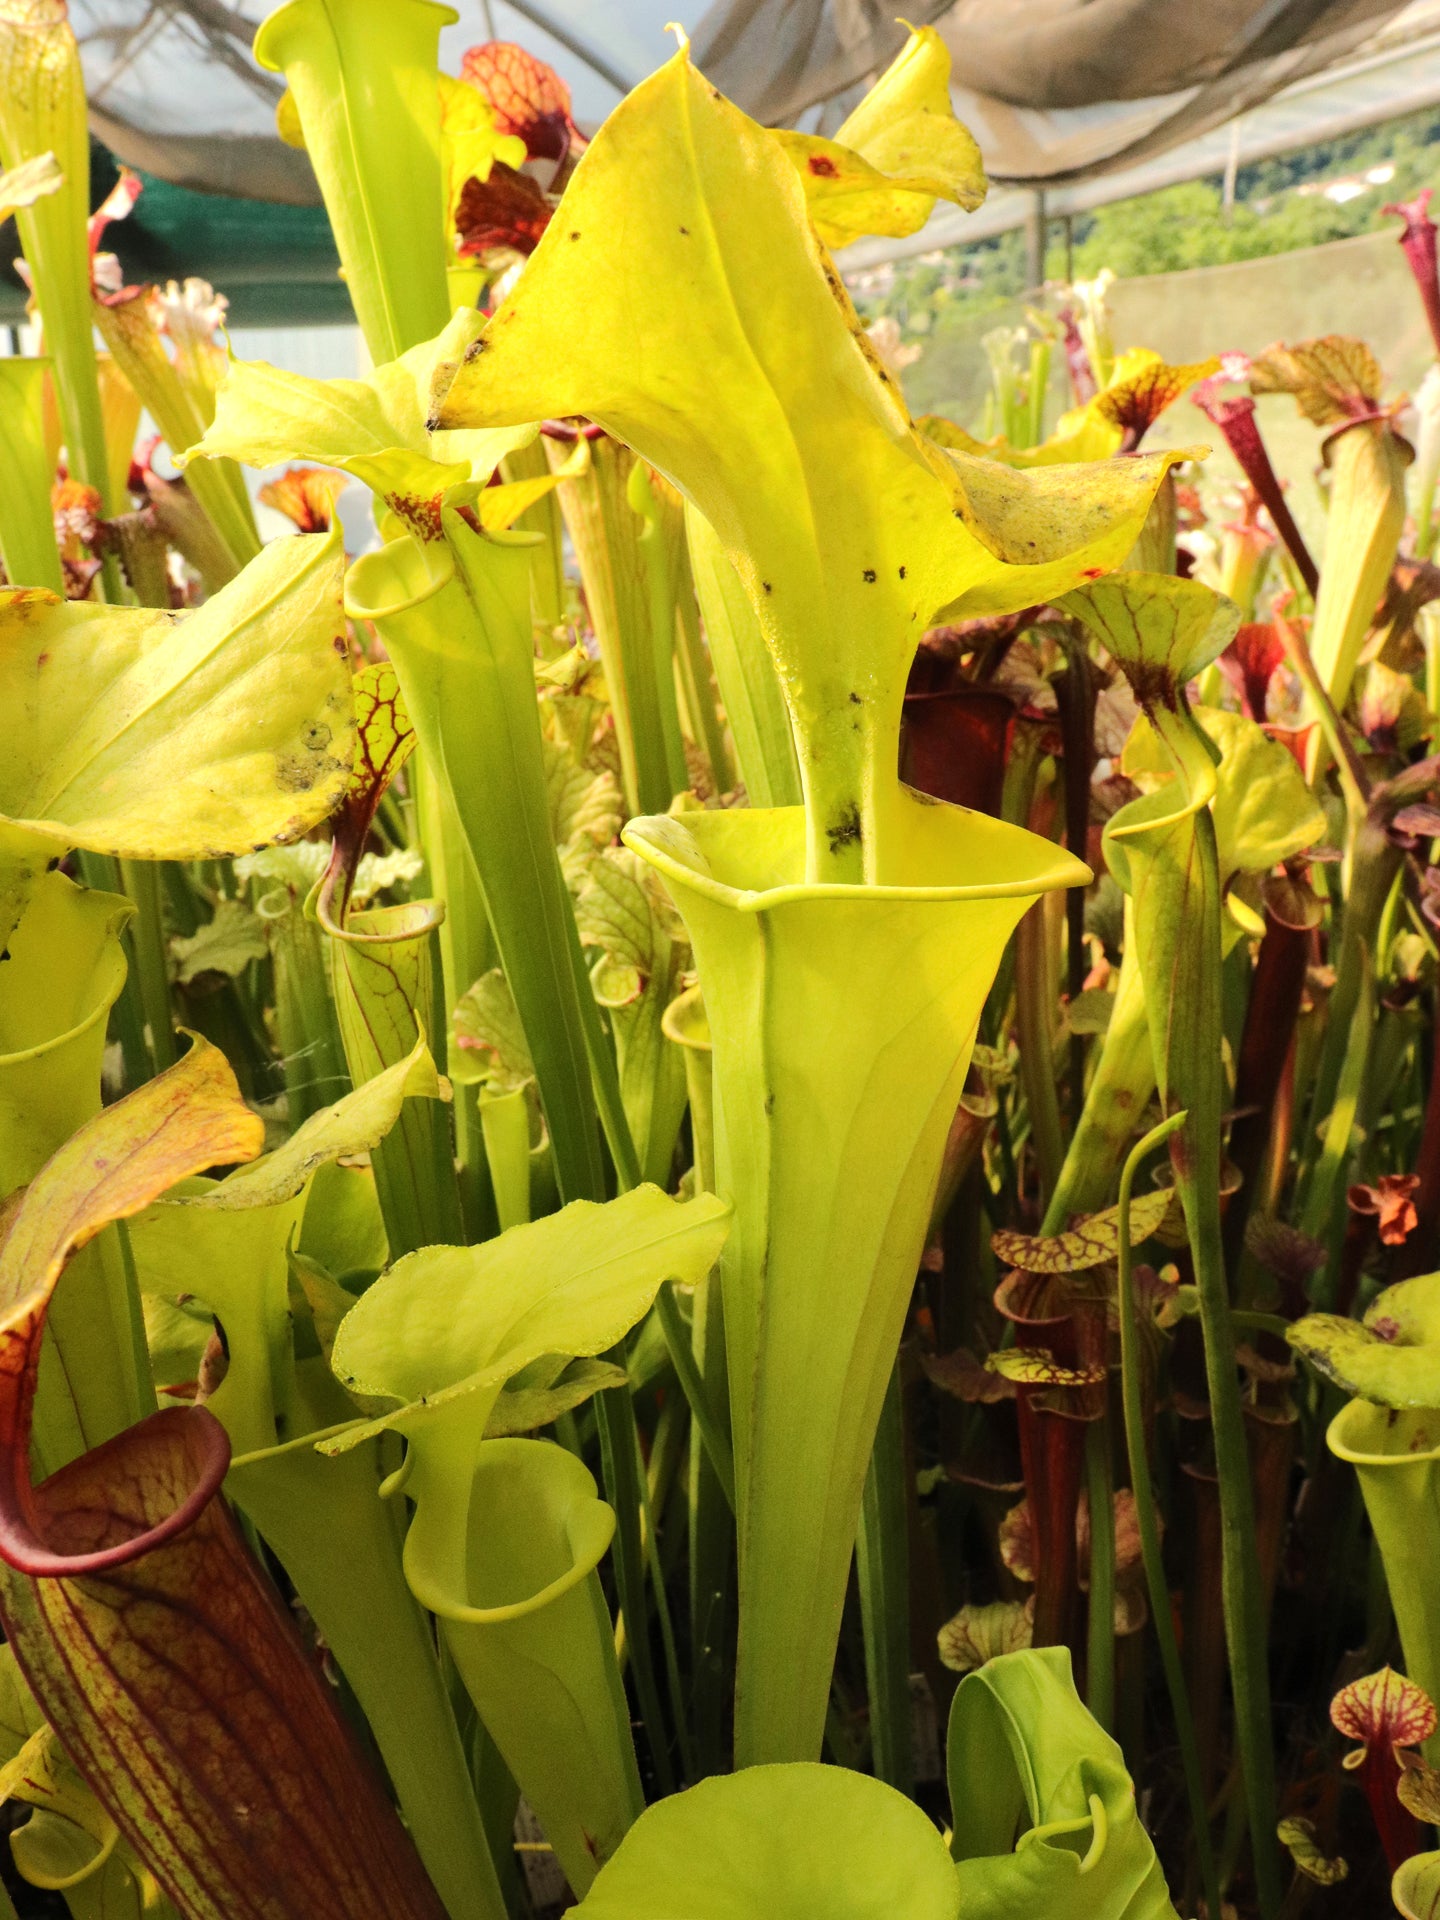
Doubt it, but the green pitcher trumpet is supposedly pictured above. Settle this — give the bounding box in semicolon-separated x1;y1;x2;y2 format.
402;1436;643;1896
253;0;453;364
322;1183;731;1878
1291;1272;1440;1763
343;519;613;1203
0;0;109;509
625;795;1087;1763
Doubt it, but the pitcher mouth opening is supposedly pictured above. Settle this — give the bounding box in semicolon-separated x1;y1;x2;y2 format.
623;786;1089;913
1329;1398;1440;1465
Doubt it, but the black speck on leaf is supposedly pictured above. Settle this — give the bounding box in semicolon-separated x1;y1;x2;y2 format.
762;581;772;593
863;568;876;583
827;804;862;853
898;566;906;579
679;225;690;235
570;231;581;240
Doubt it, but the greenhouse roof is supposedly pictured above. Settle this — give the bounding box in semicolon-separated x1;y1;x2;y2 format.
13;0;1437;320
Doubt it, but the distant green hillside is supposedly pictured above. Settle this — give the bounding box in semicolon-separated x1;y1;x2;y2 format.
849;102;1440;343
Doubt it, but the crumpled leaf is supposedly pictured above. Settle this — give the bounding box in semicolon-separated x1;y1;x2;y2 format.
575;847;683;1007
0;527;351;881
1276;1818;1347;1886
322;1184;732;1451
451;967;534;1093
431;44;1188;882
454;162;552;262
774;26;984;249
1350;1173;1421;1247
567;1762;962;1920
437;70;528;222
169;897;267;985
1288;1272;1440;1407
992;1188;1172;1273
1249;335;1386;427
937;1599;1033;1675
544;736;622;868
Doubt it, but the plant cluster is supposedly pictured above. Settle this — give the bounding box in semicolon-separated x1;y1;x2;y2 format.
0;4;1438;1918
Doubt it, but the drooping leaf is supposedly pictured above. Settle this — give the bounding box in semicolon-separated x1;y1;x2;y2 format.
946;1647;1179;1919
0;526;351;873
774;26;984;249
324;1183;732;1448
187;311;534;534
1288;1273;1440;1407
569;1762;962;1919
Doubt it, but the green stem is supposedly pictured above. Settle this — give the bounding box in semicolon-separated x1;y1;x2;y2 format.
1084;1414;1115;1733
119;858;176;1074
1178;808;1282;1920
636;1403;697;1784
655;1281;735;1511
1015;899;1064;1206
1118;1111;1222;1920
673;565;734;795
596;1383;675;1796
75;850;150;1092
1044;924;1154;1230
856;1363;913;1796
